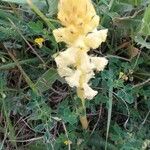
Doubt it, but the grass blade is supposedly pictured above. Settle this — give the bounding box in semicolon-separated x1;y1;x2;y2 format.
105;70;113;150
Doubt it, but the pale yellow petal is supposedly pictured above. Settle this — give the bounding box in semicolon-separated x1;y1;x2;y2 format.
73;36;88;51
84;15;100;32
85;29;108;49
82;83;98;100
53;28;66;43
57;67;74;77
58;0;97;28
55;56;67;67
84;71;95;83
60;47;77;63
65;69;81;87
78;51;94;72
90;57;108;71
55;47;77;67
53;26;83;45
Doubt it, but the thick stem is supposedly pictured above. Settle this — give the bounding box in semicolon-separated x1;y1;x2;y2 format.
80;98;88;129
80;115;88;129
77;88;88;129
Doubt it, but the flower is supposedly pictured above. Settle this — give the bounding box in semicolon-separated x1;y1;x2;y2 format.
82;83;98;100
65;69;81;87
57;0;99;32
64;140;72;145
119;72;128;81
85;29;108;49
90;57;108;71
57;67;74;78
55;47;77;67
53;0;108;100
53;27;78;45
34;37;44;48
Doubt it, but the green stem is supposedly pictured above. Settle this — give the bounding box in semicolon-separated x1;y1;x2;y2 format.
0;57;39;70
108;0;114;10
27;0;55;30
134;72;150;77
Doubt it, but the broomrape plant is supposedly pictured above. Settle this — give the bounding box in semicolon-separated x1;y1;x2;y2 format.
53;0;108;129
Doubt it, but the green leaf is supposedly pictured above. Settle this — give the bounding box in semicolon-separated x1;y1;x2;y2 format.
35;68;58;93
47;0;58;16
1;0;45;4
117;86;134;104
135;36;150;49
28;21;44;34
105;69;113;150
26;141;47;150
140;5;150;36
118;0;142;6
62;108;77;125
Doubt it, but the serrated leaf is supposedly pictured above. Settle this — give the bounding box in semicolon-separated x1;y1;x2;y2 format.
35;68;58;93
117;86;134;104
62;108;77;125
135;36;150;49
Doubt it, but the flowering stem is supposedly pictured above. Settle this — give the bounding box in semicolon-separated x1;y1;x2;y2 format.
79;99;88;129
77;88;88;129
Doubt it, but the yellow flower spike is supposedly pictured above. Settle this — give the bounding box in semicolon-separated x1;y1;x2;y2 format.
34;37;45;48
58;0;96;28
53;0;108;129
